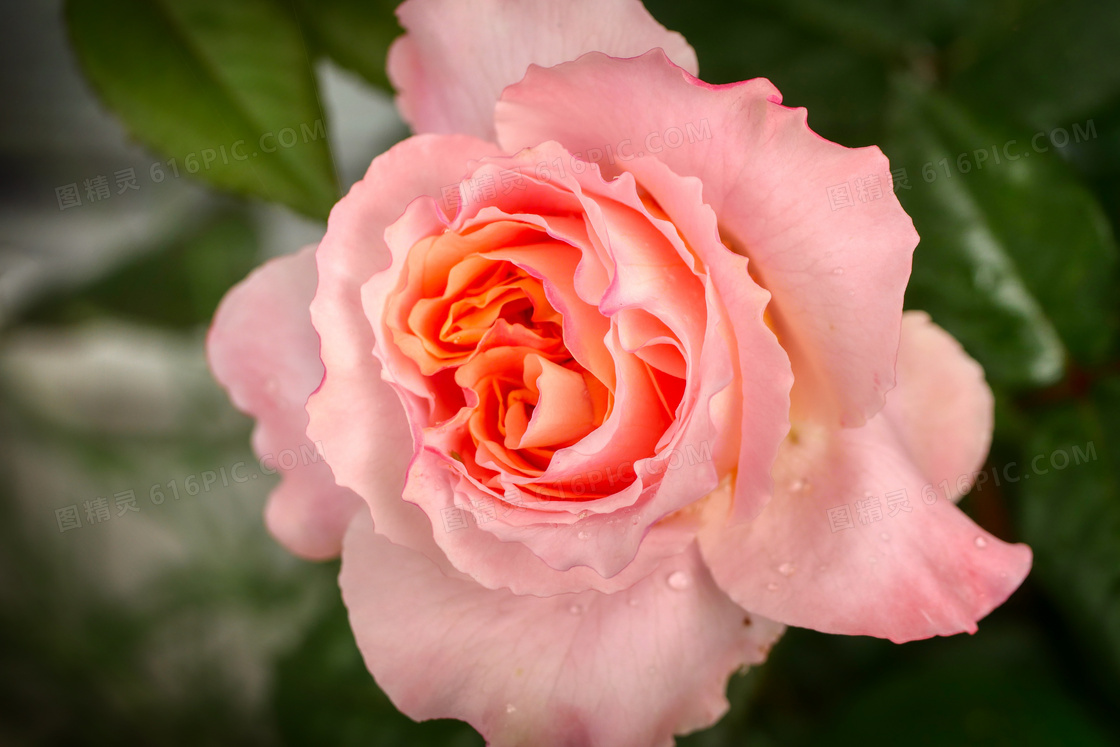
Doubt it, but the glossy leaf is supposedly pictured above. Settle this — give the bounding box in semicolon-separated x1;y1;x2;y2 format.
1018;377;1120;694
66;0;338;219
885;80;1118;387
815;624;1116;747
272;573;484;747
949;0;1120;131
289;0;401;92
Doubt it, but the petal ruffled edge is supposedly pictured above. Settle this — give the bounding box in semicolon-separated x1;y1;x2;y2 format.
389;0;697;140
341;509;784;746
207;246;363;559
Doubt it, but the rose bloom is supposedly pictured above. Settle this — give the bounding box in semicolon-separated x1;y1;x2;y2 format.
208;0;1032;744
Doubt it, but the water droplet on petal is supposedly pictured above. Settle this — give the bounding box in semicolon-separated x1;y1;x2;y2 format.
578;510;590;520
975;536;988;548
832;267;845;276
628;597;640;607
631;514;641;525
506;704;517;714
569;604;583;615
880;532;890;541
777;562;796;577
766;582;780;591
667;571;691;590
790;478;806;492
577;531;590;540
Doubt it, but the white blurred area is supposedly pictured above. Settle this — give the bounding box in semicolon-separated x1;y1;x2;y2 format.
0;0;403;716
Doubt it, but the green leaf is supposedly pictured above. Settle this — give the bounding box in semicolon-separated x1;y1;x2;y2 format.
812;623;1116;747
21;210;259;328
289;0;402;92
66;0;339;219
1018;377;1120;695
949;0;1120;131
272;573;484;747
644;0;892;146
885;80;1119;387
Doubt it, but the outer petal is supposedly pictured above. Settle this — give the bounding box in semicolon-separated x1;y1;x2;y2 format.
496;51;919;428
307;134;504;553
889;311;996;500
206;246;362;559
388;0;697;140
340;510;784;747
620;154;793;523
699;313;1031;642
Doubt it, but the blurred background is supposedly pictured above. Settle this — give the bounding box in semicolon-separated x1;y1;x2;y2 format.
1;0;1118;744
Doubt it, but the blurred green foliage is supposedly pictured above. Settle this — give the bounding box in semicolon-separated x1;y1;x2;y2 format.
4;0;1117;744
65;0;340;219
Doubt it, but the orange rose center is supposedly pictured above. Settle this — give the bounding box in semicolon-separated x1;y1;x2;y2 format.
387;221;613;480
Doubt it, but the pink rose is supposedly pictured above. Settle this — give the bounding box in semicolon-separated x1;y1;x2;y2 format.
207;0;1032;744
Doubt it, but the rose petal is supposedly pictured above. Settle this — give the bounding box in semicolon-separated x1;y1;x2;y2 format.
388;0;698;140
307;134;504;552
619;155;793;522
340;509;784;746
890;311;995;500
699;313;1030;642
495;50;919;428
207;246;361;559
398;449;696;596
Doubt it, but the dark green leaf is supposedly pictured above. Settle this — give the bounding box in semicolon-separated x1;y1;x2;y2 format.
645;1;891;146
66;0;338;219
1018;376;1120;695
272;573;484;747
885;80;1118;386
289;0;401;92
949;0;1120;131
813;624;1116;747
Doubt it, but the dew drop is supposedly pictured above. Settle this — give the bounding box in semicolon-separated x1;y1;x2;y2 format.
880;532;890;541
577;530;590;540
789;478;806;492
264;377;280;395
766;582;780;591
777;562;796;577
506;704;517;714
628;597;640;607
667;571;691;590
578;510;590;520
631;514;641;525
831;267;845;276
569;604;583;615
974;536;988;549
